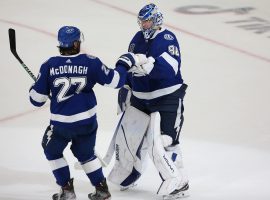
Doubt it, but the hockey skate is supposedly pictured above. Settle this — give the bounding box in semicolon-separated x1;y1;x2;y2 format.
88;179;111;200
163;183;189;200
120;182;137;191
52;178;76;200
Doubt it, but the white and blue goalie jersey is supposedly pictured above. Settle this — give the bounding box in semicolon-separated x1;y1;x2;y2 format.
29;54;127;127
128;28;183;102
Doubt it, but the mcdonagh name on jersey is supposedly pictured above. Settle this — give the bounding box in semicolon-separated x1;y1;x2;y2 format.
50;65;88;76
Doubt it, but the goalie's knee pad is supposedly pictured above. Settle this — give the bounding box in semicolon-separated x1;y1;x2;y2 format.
161;135;173;147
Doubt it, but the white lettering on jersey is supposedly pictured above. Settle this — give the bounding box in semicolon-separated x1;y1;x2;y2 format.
50;66;88;76
168;45;180;57
53;77;87;102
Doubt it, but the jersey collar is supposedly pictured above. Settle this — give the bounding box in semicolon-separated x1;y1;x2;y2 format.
59;53;83;57
150;27;165;40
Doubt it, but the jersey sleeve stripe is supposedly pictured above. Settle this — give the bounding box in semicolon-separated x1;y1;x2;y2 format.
29;88;48;103
160;52;179;75
51;106;97;123
104;71;120;88
132;84;182;100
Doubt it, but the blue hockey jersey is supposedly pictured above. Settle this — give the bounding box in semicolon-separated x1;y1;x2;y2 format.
127;28;183;101
29;54;127;127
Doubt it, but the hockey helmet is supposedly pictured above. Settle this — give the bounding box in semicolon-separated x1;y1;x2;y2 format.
137;3;163;40
58;26;83;48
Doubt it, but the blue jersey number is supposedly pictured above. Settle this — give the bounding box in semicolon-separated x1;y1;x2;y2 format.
53;77;87;102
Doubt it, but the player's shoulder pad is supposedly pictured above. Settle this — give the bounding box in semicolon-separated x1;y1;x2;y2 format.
82;54;103;68
129;31;145;52
135;30;143;37
85;54;97;60
132;31;144;42
41;56;57;66
81;54;101;64
41;59;50;65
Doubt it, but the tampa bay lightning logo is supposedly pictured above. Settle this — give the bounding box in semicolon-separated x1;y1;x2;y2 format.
66;27;75;33
164;34;174;40
128;43;135;53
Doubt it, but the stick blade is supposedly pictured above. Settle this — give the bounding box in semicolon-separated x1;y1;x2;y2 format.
8;28;16;53
8;28;24;64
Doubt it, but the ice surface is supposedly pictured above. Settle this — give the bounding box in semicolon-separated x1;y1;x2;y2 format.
1;0;270;199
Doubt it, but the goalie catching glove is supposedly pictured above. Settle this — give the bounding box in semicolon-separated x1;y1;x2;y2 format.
129;56;155;77
116;53;148;69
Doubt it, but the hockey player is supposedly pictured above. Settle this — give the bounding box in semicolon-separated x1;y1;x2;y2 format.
29;26;148;200
107;4;189;200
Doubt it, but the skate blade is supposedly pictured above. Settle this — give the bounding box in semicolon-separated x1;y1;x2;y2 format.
120;183;137;191
163;190;189;200
53;194;77;200
88;194;111;200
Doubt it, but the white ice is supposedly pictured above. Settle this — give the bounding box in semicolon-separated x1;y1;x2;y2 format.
0;0;270;200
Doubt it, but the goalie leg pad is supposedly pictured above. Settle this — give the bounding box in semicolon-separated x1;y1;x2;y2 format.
146;112;180;180
166;144;189;185
165;144;183;169
108;162;141;187
146;112;185;195
108;106;150;186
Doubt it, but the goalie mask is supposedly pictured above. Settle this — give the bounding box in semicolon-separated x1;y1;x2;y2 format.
137;3;163;40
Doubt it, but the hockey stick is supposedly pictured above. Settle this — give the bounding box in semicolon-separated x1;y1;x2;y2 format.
8;28;52;100
8;29;107;170
8;28;37;82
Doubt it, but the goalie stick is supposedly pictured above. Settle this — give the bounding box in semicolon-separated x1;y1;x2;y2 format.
74;150;108;170
74;111;125;170
102;111;125;165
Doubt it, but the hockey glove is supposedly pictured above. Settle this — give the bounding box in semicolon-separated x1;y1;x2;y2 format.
116;53;148;70
116;53;136;70
141;56;155;74
135;54;148;66
129;56;155;76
